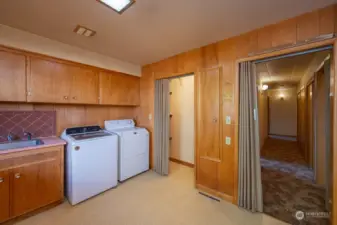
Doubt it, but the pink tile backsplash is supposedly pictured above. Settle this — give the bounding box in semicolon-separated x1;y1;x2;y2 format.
0;111;56;143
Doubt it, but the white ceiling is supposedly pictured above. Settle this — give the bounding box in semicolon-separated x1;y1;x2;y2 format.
256;50;331;88
0;0;336;65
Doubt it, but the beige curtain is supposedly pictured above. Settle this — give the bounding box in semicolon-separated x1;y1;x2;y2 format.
238;61;263;212
154;79;170;175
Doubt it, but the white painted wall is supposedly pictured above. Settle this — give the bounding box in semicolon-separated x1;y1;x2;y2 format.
169;75;194;164
0;24;141;76
268;87;297;136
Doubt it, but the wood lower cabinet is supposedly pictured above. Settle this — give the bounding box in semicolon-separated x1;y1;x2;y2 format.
0;145;64;223
0;49;26;102
11;159;61;217
0;170;10;223
99;71;140;105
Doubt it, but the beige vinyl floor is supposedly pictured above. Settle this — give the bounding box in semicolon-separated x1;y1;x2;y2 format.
16;162;288;225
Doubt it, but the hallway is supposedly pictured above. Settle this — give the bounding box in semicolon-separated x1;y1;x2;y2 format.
261;138;327;225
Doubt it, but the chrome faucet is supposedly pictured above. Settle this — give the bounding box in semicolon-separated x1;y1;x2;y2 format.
24;131;32;140
7;132;15;142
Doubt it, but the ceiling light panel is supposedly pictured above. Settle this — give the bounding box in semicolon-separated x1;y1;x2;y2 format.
98;0;135;14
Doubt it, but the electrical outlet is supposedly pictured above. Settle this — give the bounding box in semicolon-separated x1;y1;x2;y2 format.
225;137;231;145
226;116;231;125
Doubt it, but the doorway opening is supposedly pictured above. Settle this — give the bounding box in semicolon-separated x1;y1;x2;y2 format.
168;74;195;175
255;48;332;224
153;73;195;180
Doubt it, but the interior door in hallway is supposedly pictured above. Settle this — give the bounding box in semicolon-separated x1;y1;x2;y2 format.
196;67;222;191
323;58;332;212
307;83;314;168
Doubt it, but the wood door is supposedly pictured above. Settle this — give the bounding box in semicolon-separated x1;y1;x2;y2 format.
0;49;26;102
69;67;99;104
99;71;140;105
28;57;71;103
196;67;222;191
307;83;314;168
10;159;62;217
0;170;10;223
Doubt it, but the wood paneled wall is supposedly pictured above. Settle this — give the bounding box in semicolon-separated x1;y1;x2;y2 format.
138;4;337;198
0;103;136;135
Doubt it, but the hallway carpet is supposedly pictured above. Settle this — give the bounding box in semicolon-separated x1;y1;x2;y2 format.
261;138;328;225
14;163;287;225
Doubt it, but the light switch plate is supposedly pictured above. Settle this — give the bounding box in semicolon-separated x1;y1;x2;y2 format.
226;116;231;125
148;114;152;120
225;137;231;145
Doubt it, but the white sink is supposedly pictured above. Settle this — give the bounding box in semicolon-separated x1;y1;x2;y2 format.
0;139;44;151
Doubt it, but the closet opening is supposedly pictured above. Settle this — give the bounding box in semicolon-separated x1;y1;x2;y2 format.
237;44;334;225
153;73;195;182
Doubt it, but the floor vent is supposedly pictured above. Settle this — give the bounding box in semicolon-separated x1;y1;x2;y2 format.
199;192;220;202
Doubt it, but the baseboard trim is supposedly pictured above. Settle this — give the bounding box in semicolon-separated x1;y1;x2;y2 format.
169;157;194;168
196;184;233;203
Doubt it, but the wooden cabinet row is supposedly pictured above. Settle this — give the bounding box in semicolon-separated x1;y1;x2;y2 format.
0;146;64;223
0;48;140;106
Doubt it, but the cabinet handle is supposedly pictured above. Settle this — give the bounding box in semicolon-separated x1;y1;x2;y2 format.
0;178;3;183
64;96;68;100
73;96;77;100
213;118;218;123
14;173;21;179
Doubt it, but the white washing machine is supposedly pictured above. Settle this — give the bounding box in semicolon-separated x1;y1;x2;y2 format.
104;119;149;182
61;125;118;205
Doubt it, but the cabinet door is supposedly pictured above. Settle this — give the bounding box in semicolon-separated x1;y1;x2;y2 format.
196;67;222;191
69;67;99;104
99;71;140;105
11;159;62;217
28;57;71;103
0;170;10;223
0;50;26;102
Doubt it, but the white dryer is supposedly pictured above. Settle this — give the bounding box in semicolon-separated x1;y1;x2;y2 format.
61;126;118;205
105;119;149;182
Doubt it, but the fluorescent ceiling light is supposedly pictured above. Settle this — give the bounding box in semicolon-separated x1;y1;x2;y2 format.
98;0;135;13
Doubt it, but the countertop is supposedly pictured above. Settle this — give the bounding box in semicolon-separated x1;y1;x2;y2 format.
0;137;66;155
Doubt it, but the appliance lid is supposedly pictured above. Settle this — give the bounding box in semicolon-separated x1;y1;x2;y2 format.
105;119;135;130
65;125;102;135
70;131;113;141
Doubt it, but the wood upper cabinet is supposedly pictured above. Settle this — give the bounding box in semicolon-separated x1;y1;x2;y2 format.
69;67;98;104
28;57;72;103
0;170;10;223
28;57;98;104
99;71;140;106
0;49;26;102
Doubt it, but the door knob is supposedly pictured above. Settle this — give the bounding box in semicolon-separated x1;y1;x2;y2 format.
14;173;21;179
0;178;3;183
